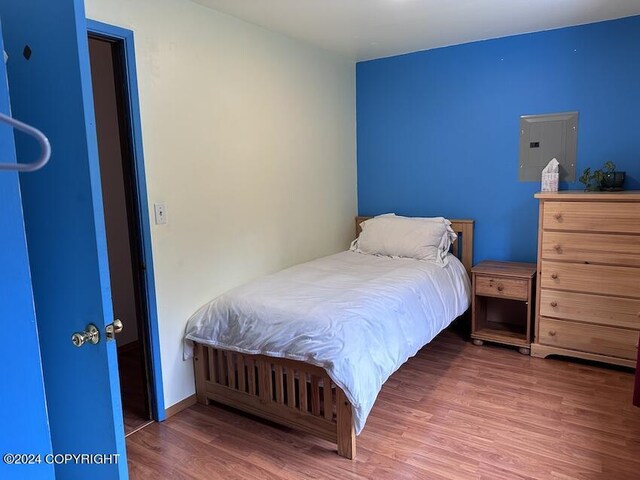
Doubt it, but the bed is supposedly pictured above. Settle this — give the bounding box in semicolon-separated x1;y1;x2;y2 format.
184;216;473;459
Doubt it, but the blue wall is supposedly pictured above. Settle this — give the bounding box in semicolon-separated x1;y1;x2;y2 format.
0;19;54;480
356;16;640;263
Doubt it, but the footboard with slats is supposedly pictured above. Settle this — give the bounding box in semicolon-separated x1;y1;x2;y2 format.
193;343;356;458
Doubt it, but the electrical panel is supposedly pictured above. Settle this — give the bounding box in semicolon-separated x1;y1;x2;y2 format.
519;112;578;182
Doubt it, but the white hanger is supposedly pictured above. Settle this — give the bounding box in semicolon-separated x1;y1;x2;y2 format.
0;112;51;172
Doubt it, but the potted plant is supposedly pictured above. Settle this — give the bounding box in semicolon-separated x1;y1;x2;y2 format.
578;160;626;191
600;161;626;191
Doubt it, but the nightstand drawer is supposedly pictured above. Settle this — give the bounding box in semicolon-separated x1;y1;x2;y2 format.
475;275;529;300
543;201;640;234
539;289;640;330
540;261;640;298
538;317;639;360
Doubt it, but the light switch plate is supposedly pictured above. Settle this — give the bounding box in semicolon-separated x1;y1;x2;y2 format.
154;202;167;225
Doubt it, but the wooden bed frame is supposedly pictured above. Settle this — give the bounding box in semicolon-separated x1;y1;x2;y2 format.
193;217;474;459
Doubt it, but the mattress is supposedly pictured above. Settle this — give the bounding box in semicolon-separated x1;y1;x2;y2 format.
184;250;471;434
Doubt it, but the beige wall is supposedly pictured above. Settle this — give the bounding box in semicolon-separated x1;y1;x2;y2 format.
84;0;356;408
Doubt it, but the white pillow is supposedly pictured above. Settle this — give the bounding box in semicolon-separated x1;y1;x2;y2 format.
351;215;457;266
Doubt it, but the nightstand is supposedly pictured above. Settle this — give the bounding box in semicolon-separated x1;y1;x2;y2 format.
471;261;536;355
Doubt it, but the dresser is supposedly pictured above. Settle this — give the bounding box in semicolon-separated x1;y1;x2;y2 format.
531;191;640;368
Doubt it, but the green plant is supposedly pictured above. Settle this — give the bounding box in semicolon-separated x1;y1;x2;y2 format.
578;161;616;191
578;167;603;191
603;160;616;173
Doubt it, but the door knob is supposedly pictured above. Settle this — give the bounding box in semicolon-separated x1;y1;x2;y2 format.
105;319;124;340
71;324;100;347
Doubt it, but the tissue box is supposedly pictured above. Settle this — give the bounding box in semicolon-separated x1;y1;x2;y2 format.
541;172;559;192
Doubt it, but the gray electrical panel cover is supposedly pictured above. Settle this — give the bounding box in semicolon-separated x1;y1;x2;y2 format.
519;112;578;182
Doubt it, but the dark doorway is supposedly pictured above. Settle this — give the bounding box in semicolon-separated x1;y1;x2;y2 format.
88;35;153;435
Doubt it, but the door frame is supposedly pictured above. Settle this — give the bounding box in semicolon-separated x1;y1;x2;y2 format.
87;19;166;422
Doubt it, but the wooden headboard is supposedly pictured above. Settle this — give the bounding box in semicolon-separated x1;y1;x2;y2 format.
355;216;474;277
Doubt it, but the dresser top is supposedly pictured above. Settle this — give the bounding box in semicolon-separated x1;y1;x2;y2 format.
535;190;640;201
471;261;536;278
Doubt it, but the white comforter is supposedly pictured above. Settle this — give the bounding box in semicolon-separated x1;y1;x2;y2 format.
184;250;470;434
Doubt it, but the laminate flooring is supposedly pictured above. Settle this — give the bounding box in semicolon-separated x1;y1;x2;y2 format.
126;330;640;479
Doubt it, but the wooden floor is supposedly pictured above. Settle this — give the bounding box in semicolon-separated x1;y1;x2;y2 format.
126;330;640;479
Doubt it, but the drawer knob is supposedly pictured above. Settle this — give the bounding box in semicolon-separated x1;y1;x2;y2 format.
554;244;562;253
548;330;557;337
551;273;558;280
553;213;562;220
497;285;504;292
550;301;558;307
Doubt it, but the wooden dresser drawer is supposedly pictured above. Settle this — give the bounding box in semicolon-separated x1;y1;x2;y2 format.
475;275;529;300
541;231;640;267
538;317;639;360
539;289;640;330
544;201;640;234
540;261;640;298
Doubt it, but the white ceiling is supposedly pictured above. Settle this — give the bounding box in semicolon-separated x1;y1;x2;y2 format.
192;0;640;61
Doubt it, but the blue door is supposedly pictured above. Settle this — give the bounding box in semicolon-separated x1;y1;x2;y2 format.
0;1;128;478
0;19;55;480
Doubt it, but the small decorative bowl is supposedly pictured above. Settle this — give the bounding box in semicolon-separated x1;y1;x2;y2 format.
601;171;625;191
